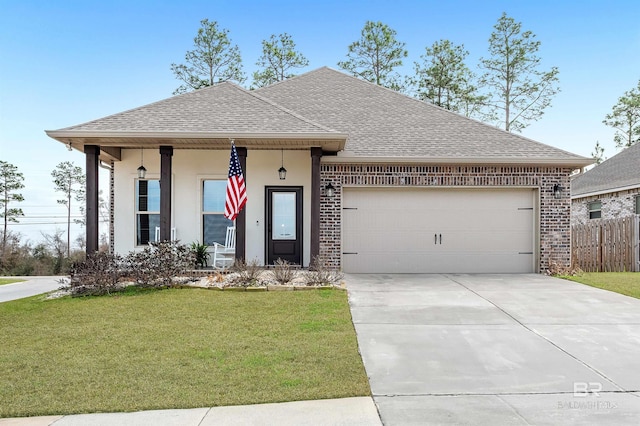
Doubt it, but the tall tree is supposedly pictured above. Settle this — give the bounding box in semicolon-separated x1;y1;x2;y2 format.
603;80;640;148
338;21;408;90
479;13;560;132
252;33;309;88
51;161;85;258
411;39;487;119
0;161;25;260
170;19;245;95
591;141;606;165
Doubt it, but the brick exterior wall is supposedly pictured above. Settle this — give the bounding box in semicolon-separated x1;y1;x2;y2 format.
571;187;640;226
320;163;573;273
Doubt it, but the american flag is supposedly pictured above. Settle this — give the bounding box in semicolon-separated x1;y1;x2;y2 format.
224;143;247;221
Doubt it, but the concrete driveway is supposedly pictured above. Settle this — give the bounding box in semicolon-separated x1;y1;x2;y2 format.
347;274;640;425
0;276;62;303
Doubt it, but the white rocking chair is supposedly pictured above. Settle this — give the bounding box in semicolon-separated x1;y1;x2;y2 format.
212;226;236;270
154;226;176;242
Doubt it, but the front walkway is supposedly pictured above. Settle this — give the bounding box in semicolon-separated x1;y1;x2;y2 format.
346;274;640;425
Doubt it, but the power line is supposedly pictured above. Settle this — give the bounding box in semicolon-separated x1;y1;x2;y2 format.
8;221;109;226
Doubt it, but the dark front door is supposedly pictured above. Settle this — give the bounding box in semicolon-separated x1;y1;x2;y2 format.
266;187;302;265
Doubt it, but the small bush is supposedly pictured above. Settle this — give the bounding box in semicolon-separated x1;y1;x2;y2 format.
67;251;123;296
230;258;263;287
126;241;196;288
190;242;210;268
302;256;343;286
546;251;583;276
62;242;196;296
271;258;295;285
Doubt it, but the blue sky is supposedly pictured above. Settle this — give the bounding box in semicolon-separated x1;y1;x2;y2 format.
1;0;639;244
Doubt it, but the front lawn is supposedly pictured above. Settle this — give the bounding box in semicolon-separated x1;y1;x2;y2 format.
0;288;370;418
562;272;640;299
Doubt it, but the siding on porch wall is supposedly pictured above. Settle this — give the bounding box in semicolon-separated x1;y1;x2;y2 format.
112;149;313;266
320;164;573;273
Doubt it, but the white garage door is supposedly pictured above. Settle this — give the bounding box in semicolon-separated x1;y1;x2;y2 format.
342;188;536;273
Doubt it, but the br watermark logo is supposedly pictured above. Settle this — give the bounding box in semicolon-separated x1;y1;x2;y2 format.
557;382;618;410
573;382;602;397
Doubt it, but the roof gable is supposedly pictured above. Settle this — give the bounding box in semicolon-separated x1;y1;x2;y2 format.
572;142;640;197
257;67;589;163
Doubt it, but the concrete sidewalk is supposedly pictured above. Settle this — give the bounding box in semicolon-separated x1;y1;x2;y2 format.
0;397;381;425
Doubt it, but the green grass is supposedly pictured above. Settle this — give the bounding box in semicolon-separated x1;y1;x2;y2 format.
0;278;24;286
0;289;370;418
563;272;640;299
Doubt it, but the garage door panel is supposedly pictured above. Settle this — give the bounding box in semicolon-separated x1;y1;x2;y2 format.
443;228;533;250
342;188;536;273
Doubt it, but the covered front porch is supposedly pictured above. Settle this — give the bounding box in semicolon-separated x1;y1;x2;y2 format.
44;133;346;267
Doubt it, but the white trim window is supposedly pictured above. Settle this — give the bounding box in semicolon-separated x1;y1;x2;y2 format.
202;180;233;245
136;179;160;245
588;201;602;220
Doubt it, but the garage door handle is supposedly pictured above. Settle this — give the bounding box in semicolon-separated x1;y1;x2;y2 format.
434;234;437;244
439;234;442;245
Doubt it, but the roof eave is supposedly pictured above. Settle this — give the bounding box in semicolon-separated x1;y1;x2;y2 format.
571;183;640;199
45;130;348;152
322;155;593;167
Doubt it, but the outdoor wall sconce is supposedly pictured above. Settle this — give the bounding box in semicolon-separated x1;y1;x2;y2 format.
325;182;335;197
278;149;287;180
553;183;563;199
67;141;73;151
137;149;147;179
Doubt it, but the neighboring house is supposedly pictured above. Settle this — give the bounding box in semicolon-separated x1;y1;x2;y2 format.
46;67;590;273
571;142;640;225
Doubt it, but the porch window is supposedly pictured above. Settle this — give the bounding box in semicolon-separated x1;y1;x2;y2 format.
136;179;160;245
203;180;233;245
588;201;602;219
635;196;640;214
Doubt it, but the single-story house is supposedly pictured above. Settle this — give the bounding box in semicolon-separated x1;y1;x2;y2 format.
46;67;591;273
571;142;640;225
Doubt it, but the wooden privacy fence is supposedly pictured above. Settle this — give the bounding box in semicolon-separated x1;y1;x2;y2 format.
572;215;640;272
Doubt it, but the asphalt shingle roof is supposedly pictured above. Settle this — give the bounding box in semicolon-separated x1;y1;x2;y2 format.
572;142;640;196
50;66;590;164
256;67;587;161
59;81;336;134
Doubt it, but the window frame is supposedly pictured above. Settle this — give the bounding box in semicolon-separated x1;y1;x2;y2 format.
135;178;160;246
587;200;602;220
201;178;233;246
635;195;640;215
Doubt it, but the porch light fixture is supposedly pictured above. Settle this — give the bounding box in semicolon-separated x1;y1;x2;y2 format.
325;182;335;197
278;149;287;180
137;149;147;179
552;183;563;199
66;141;73;151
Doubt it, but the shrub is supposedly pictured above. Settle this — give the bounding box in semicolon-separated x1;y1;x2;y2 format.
190;242;210;268
61;242;197;296
67;251;123;296
546;250;583;276
229;258;263;287
302;256;343;286
271;258;295;285
126;241;196;288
